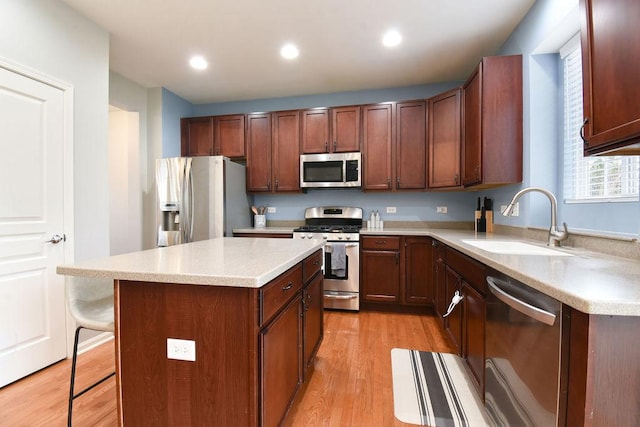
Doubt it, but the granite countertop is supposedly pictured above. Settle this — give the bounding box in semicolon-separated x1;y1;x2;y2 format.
240;226;640;316
364;227;640;317
56;237;324;288
233;227;295;234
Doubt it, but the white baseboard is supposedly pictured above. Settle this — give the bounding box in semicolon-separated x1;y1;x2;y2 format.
77;332;114;355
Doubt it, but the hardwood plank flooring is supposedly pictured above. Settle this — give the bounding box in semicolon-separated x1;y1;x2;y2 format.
0;311;452;426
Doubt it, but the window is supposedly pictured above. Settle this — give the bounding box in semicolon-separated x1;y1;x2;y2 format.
562;35;639;202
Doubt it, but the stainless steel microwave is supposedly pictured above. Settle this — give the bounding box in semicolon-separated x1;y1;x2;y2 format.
300;152;361;188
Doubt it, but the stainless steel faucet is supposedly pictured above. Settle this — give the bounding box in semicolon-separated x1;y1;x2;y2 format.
502;187;569;247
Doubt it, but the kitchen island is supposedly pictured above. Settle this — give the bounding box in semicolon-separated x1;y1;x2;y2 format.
57;237;325;427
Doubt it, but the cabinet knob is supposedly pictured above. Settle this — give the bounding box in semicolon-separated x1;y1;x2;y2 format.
282;282;293;291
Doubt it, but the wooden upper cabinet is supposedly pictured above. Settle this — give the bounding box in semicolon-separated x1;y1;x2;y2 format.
246;113;272;192
301;106;360;153
331;106;361;152
396;101;427;190
362;103;393;190
580;0;640;155
181;115;245;158
272;111;300;192
301;109;330;153
462;55;523;188
215;114;245;158
181;116;214;156
429;88;462;189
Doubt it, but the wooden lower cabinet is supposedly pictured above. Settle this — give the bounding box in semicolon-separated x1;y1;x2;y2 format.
361;235;433;310
432;240;487;397
260;296;302;427
302;272;323;377
115;251;323;427
463;282;485;395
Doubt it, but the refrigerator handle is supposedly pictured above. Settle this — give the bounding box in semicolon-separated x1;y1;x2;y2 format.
182;159;194;243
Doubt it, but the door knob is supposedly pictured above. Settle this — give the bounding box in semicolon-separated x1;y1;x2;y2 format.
47;234;66;244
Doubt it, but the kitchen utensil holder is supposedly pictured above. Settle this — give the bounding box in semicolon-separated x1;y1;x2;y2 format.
254;214;266;228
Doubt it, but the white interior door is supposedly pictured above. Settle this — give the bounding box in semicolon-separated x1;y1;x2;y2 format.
0;65;68;387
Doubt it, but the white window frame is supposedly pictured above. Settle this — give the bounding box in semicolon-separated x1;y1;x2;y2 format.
561;34;640;203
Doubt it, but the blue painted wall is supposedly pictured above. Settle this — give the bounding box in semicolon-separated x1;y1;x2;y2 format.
161;88;193;157
161;0;639;235
485;0;639;236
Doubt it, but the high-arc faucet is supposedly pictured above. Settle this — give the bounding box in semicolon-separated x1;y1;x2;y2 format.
502;187;569;247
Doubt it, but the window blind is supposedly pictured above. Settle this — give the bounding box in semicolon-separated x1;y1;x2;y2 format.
562;36;640;202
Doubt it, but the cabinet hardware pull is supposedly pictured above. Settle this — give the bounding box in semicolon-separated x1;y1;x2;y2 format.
375;240;387;245
325;141;328;152
454;173;459;185
580;117;589;147
333;141;337;151
443;290;463;318
275;179;279;190
282;282;293;291
387;178;391;189
397;176;400;187
395;252;399;264
313;260;320;265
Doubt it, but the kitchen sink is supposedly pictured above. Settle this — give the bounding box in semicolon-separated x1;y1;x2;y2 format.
462;240;574;256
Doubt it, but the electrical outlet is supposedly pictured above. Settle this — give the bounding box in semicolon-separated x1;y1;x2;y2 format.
436;206;448;214
267;207;276;213
500;203;519;217
167;338;196;362
386;206;396;214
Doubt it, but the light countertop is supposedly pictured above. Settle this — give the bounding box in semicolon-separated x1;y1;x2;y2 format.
233;226;640;316
57;237;324;288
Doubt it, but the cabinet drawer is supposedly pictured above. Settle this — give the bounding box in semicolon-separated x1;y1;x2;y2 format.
446;248;487;294
303;250;323;283
361;236;401;250
261;264;303;325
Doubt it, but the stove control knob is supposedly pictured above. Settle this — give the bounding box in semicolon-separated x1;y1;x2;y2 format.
337;235;344;240
322;234;328;240
307;233;313;239
299;235;305;239
345;235;352;240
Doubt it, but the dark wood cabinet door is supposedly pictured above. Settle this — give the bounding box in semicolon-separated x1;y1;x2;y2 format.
463;282;485;396
396;101;427;189
462;55;522;188
362;103;393;190
246;113;272;192
303;273;323;375
462;67;482;187
260;295;302;427
331;106;361;152
581;0;640;155
301;109;330;153
429;88;461;188
181;116;214;156
444;266;463;355
403;237;432;306
215;114;245;158
272;111;300;192
361;249;400;302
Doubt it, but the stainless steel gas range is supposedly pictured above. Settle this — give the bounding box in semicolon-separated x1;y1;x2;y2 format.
293;207;362;311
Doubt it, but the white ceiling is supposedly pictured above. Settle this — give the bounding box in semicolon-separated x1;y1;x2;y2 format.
61;0;535;105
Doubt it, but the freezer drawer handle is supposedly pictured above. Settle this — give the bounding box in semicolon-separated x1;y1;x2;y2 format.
324;294;358;300
487;276;556;326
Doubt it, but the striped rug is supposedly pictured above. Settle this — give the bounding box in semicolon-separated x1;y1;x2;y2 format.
391;349;490;426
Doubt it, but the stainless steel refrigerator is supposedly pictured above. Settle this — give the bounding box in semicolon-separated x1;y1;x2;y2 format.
156;156;251;246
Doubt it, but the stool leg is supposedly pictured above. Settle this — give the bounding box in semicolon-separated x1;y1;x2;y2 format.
68;326;82;427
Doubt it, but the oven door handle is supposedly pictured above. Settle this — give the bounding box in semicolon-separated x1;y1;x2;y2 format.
325;243;359;249
324;293;358;300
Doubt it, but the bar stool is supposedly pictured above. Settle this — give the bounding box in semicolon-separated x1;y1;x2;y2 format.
66;277;115;427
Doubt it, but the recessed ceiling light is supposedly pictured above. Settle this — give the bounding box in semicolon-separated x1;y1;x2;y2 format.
189;55;208;70
280;43;299;60
382;30;402;47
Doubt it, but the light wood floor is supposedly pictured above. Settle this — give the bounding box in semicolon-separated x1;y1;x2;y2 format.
0;310;453;426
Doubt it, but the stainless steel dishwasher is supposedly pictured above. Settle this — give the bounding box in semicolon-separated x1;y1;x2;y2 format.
484;274;568;427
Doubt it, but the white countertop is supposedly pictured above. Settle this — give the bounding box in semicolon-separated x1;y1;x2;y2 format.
57;237;324;288
233;226;640;316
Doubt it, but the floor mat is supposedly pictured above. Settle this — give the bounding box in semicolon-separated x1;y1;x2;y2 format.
390;348;491;426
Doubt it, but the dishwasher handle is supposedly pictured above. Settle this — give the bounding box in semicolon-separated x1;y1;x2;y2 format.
486;276;556;326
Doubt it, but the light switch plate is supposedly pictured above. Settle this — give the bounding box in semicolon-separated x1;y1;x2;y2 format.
267;207;276;213
386;207;396;213
436;206;448;214
167;338;196;362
